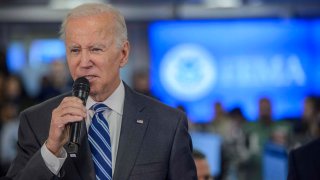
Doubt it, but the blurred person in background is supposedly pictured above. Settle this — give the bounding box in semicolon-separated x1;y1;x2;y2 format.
3;75;24;104
209;101;233;137
209;103;250;180
0;73;5;105
302;96;320;139
0;74;34;174
2;75;34;112
0;50;9;76
0;73;5;132
0;103;19;176
287;96;320;179
193;149;213;180
243;97;291;180
225;107;250;180
50;60;71;94
132;70;154;97
0;74;33;176
242;97;274;180
245;97;274;150
37;60;71;102
291;96;318;148
5;3;196;180
208;102;233;179
37;76;61;103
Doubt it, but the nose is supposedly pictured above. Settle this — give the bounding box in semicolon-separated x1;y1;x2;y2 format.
79;48;92;68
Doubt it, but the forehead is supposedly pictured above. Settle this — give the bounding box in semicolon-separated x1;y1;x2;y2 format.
65;13;115;42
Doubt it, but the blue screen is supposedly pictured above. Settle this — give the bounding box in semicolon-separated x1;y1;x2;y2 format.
149;19;320;122
29;39;66;67
7;39;66;72
6;39;66;96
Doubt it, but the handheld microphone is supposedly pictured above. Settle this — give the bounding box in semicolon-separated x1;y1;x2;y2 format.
68;77;90;156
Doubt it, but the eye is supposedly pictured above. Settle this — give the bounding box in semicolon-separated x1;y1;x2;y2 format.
70;48;80;54
90;47;103;53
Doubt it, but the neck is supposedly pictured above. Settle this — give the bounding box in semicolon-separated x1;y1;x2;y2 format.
90;79;121;102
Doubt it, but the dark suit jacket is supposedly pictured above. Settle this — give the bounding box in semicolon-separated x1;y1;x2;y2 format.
6;83;197;180
288;138;320;180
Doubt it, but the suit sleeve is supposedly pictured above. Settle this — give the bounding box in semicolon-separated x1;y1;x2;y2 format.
287;150;298;180
6;111;57;180
168;113;197;180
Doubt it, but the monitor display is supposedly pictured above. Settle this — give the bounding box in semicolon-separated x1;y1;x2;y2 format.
6;39;66;96
149;19;320;122
7;39;66;73
29;39;65;68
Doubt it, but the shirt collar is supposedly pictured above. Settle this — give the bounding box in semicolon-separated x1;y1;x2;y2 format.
86;81;125;115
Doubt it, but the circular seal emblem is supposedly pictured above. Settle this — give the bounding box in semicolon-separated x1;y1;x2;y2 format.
160;43;216;101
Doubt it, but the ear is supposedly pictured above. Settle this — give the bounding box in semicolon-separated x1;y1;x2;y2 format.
119;41;130;68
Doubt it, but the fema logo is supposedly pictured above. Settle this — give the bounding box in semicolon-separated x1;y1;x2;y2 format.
160;44;216;101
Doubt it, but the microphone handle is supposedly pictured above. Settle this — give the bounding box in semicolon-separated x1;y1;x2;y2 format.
68;98;86;156
68;121;82;156
70;121;82;143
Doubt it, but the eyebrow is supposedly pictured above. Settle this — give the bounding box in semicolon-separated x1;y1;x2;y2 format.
68;45;81;49
90;44;107;49
68;44;107;49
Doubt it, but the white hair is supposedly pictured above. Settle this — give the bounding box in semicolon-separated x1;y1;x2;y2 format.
59;3;128;47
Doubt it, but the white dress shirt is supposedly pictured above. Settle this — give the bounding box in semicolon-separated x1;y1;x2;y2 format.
41;81;125;176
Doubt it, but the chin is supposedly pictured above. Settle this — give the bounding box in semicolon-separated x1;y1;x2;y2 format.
88;86;97;94
89;90;97;96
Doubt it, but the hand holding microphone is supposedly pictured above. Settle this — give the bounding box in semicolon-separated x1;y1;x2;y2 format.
46;77;90;156
68;77;90;155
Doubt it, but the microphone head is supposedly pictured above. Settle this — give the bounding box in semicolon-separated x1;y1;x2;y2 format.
73;76;89;87
72;77;90;103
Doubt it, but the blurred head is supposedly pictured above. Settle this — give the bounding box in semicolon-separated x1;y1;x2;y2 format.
49;60;70;89
229;107;246;123
193;150;213;180
214;101;225;119
4;75;23;100
303;96;316;120
61;3;130;101
0;73;5;99
0;102;18;123
132;71;150;94
258;97;272;122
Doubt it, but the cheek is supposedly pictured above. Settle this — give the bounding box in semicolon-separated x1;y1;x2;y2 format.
67;59;77;79
100;61;116;76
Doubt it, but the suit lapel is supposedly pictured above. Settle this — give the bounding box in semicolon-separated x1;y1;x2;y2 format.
113;84;150;180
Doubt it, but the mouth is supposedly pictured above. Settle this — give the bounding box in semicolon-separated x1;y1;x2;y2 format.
82;75;97;82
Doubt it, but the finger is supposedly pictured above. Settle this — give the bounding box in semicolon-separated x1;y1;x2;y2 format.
61;115;85;124
62;96;84;104
55;98;87;119
54;115;85;129
60;106;87;118
59;99;86;111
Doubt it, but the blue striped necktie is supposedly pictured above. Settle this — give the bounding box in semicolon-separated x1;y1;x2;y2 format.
88;103;112;180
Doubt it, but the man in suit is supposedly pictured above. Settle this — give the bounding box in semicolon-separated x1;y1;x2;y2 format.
288;139;320;180
5;3;197;180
